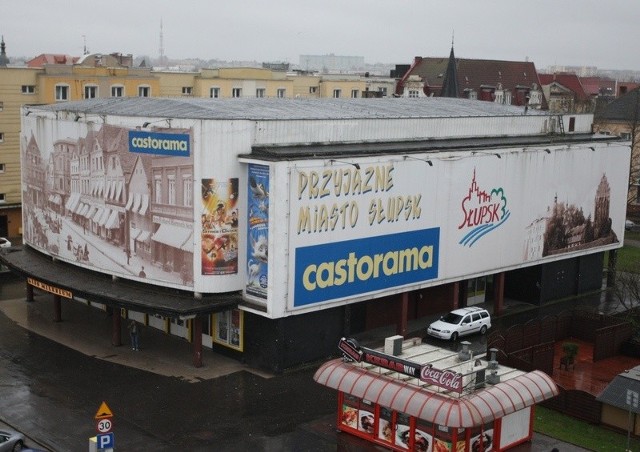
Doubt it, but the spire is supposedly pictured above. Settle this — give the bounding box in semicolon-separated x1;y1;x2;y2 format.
0;36;9;67
440;42;459;98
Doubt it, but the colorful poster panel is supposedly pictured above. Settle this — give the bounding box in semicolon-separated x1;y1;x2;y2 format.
246;164;269;299
201;178;239;275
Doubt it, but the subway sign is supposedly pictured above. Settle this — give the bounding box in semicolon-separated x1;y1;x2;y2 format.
294;228;439;306
128;131;190;157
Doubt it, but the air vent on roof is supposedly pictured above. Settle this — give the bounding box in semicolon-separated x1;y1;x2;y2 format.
384;335;403;356
458;341;472;361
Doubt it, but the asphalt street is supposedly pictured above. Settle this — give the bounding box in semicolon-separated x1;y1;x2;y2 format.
0;273;599;451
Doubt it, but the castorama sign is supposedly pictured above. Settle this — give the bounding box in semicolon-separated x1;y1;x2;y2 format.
285;145;630;310
128;131;190;157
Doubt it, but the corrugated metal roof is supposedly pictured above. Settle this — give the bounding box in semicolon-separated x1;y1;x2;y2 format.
31;96;545;121
596;365;640;413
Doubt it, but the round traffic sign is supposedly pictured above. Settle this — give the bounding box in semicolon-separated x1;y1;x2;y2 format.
96;418;113;433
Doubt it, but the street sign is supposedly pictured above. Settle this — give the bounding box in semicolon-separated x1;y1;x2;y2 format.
95;401;114;419
97;418;113;434
96;432;114;450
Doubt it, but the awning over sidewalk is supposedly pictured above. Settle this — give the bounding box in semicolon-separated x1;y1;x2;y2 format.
104;210;119;229
152;224;192;250
66;193;81;212
313;359;559;428
0;246;240;317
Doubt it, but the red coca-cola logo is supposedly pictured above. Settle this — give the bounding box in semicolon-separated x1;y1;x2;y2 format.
420;365;462;393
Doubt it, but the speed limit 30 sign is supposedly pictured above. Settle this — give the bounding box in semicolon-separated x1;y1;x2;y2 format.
96;417;114;434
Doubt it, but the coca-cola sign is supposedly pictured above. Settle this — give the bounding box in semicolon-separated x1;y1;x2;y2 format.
338;337;463;393
420;364;463;393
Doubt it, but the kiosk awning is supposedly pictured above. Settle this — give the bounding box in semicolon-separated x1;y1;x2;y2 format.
314;359;559;428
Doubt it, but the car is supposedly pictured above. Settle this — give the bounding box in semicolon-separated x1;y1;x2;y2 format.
0;237;11;248
0;428;25;452
427;306;492;341
626;220;635;231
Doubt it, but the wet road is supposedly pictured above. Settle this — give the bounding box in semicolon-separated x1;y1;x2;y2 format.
0;278;345;451
0;273;605;451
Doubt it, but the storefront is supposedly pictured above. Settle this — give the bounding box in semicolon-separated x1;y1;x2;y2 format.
315;337;559;451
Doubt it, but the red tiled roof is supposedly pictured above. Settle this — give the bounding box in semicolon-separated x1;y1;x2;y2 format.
27;54;80;67
579;76;616;97
539;73;589;100
402;56;545;106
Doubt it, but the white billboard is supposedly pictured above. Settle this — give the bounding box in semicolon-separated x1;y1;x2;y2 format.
286;144;630;311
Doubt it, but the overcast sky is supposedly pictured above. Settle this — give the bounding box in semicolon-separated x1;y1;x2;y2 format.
2;0;639;71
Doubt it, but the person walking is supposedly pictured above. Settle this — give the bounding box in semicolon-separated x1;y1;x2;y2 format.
128;320;140;351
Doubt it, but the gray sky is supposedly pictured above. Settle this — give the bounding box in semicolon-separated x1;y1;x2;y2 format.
2;0;639;71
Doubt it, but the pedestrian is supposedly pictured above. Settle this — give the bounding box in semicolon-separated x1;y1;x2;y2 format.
139;266;146;278
128;320;139;351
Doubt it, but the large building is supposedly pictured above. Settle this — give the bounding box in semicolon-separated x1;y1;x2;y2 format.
1;96;630;373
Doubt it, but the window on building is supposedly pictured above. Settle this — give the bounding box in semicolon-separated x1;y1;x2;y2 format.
333;89;341;98
409;90;420;98
351;89;359;98
55;84;69;101
138;85;150;97
232;88;242;98
210;87;220;98
154;178;162;204
0;163;5;173
183;176;193;207
111;85;124;97
0;193;5;203
213;309;243;350
168;176;176;205
182;86;193;96
277;88;286;98
378;87;387;97
620;132;632;140
0;102;3;111
256;88;265;98
568;117;576;132
0;133;4;143
309;86;318;94
22;85;35;94
84;85;98;99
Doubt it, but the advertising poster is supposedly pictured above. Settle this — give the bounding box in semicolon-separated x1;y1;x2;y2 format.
246;164;269;299
20;121;195;289
201;178;239;275
287;146;630;310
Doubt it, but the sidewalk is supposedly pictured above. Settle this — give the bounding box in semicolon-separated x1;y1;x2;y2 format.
0;278;271;382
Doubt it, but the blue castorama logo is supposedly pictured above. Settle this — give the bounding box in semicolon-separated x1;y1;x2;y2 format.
128;130;190;157
294;228;439;307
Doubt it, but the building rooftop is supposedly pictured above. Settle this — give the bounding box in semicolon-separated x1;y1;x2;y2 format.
30;96;545;121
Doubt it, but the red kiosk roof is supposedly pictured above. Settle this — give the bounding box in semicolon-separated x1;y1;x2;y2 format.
314;358;559;428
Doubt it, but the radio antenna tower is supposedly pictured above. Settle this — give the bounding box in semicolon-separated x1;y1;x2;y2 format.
159;19;165;66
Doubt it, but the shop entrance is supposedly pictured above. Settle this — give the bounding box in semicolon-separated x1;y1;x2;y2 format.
467;276;490;306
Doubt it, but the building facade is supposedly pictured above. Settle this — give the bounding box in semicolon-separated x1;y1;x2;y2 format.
1;97;629;374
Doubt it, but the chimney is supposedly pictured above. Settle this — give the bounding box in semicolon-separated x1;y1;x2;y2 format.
486;348;500;385
458;341;472;361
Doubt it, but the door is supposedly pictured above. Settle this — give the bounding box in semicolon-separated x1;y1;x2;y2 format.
0;215;7;237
